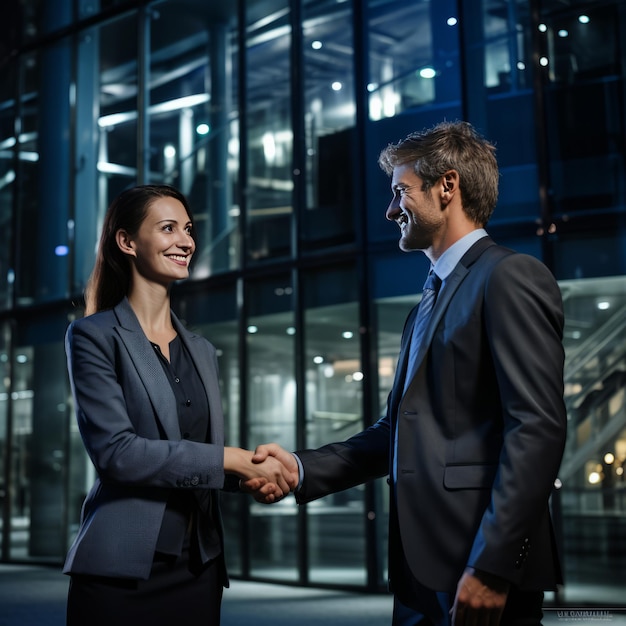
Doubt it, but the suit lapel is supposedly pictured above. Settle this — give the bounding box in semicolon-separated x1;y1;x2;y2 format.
403;236;496;387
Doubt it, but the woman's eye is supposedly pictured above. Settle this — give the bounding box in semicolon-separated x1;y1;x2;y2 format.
163;224;174;232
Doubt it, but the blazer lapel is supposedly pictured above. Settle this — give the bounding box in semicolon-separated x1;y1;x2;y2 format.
113;299;181;440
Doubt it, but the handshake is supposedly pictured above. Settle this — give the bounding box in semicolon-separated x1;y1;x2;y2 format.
224;444;299;504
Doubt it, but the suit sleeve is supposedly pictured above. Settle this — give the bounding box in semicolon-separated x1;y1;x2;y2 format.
295;416;391;504
66;319;226;490
467;253;567;582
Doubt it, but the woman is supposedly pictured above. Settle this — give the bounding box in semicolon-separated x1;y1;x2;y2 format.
64;184;294;625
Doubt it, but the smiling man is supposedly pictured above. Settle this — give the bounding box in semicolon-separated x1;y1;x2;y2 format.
254;121;567;626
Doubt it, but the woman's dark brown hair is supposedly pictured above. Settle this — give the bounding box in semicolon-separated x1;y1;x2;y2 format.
84;184;193;315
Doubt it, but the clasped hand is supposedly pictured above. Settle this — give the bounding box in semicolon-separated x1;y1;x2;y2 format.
224;445;298;504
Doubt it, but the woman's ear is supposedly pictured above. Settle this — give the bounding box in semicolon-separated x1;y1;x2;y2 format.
116;229;137;257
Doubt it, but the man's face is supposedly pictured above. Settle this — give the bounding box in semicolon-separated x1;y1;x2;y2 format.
385;163;444;252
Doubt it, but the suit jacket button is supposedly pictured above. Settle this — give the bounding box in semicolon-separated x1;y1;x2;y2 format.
191;475;200;486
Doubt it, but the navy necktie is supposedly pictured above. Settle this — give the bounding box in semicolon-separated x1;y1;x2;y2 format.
394;270;441;484
404;270;441;389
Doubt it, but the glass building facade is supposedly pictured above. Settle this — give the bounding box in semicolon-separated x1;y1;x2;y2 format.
0;0;625;603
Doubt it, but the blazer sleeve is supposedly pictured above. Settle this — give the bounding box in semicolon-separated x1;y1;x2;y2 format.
66;318;226;490
467;253;567;581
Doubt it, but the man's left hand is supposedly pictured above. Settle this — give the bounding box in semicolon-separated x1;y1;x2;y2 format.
451;567;510;626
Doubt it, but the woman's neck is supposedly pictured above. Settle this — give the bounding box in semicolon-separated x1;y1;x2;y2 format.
127;283;174;338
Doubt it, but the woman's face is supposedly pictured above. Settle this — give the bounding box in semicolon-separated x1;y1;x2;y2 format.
123;196;195;286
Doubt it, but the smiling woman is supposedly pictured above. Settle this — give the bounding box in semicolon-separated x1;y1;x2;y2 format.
63;184;298;626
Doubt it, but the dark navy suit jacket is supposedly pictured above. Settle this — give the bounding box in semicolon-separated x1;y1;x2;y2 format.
63;298;229;581
295;237;567;595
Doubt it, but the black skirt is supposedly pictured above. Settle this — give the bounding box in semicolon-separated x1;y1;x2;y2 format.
66;546;222;626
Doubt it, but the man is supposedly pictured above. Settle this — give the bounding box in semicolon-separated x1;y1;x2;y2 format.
254;121;567;626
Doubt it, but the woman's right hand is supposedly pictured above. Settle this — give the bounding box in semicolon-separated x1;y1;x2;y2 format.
224;447;298;501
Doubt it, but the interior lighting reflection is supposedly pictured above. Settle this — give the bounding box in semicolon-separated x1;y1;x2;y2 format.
540;57;549;67
163;144;176;158
352;371;364;382
447;17;457;26
196;123;210;135
55;245;69;257
597;301;610;310
538;23;547;32
247;325;258;334
578;15;590;24
342;331;353;339
588;471;601;485
604;453;615;465
419;67;436;79
558;29;569;37
313;356;324;364
263;132;276;163
311;40;322;49
285;327;296;336
331;81;342;91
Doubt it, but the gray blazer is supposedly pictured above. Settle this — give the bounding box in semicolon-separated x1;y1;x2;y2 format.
63;298;229;581
295;237;567;595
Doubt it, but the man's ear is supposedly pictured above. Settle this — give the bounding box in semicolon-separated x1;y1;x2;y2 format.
440;170;459;205
116;229;137;257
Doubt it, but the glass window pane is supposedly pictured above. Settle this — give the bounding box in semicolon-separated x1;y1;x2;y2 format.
0;323;10;556
148;3;241;277
483;1;532;93
246;274;297;581
558;275;626;588
541;2;625;216
15;51;42;305
0;105;15;310
97;15;139;194
367;0;460;119
245;1;294;263
11;313;69;561
303;264;366;585
301;0;356;250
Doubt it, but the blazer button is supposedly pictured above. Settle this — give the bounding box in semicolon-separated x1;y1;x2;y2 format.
191;475;200;486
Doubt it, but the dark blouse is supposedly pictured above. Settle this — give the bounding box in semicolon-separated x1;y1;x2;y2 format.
151;335;212;556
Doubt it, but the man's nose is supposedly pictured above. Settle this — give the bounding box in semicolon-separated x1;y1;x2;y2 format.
385;196;400;221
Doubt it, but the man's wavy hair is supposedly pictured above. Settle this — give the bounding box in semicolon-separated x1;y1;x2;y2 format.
378;120;499;226
84;184;193;315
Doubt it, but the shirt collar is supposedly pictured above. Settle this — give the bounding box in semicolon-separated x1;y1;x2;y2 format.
433;228;488;283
